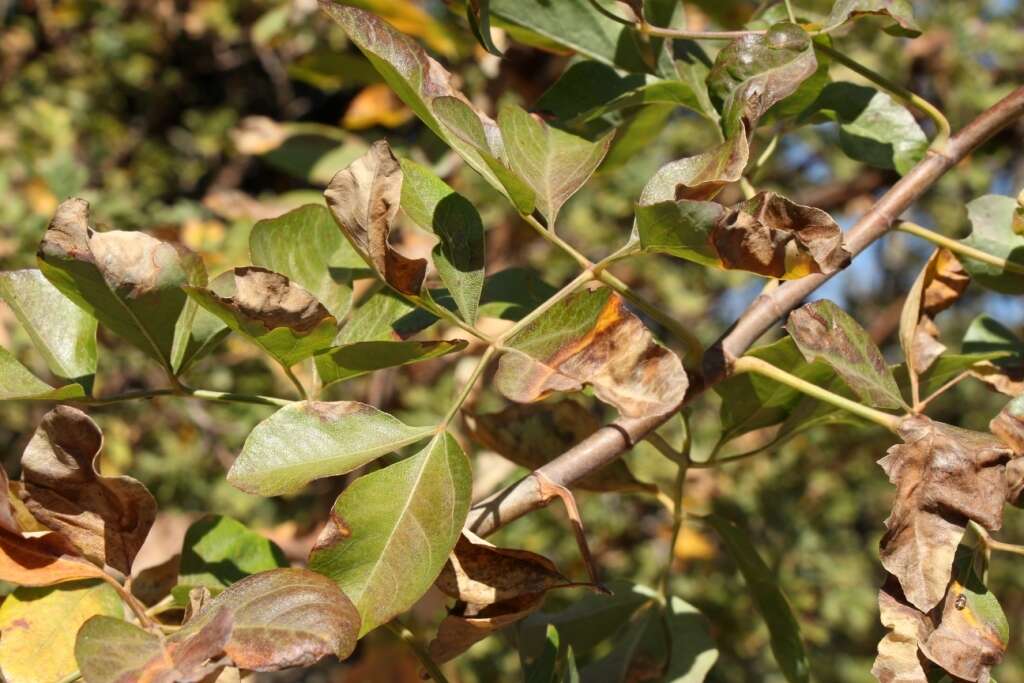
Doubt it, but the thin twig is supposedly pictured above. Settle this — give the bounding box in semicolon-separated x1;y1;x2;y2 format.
914;370;971;414
384;621;450;682
440;346;496;427
898;221;1024;276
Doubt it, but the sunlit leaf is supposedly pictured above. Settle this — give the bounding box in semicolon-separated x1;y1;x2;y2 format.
37;198;205;375
174;515;288;601
0;269;97;387
0;347;87;401
19;406;157;574
185;266;337;368
497;104;613;226
399;158;485;322
800;83;928;175
249;204;365;319
637;191;850;279
465;400;655;493
337;287;438;343
960;194;1024;294
309;431;471;636
822;0;921;36
315;339;466;387
787;299;906;410
0;531;106;587
228;401;435;496
878;416;1011;612
706;514;808;683
0;580;123;683
495;288;687;418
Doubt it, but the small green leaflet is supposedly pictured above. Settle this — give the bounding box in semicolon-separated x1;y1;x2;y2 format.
315;339;466;387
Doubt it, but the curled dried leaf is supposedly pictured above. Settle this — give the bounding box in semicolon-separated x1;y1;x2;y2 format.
712;191;849;278
464;400;655;494
899;249;970;379
878;416;1011;612
325;140;426;295
990;395;1024;455
495;288;687;418
19;406;157;574
871;577;931;683
0;530;106;587
436;532;570;607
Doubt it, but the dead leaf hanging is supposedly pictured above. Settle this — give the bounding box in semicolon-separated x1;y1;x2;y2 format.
899;248;970;380
325;140;426;295
711;191;850;278
878;416;1011;612
18;405;157;574
871;576;931;683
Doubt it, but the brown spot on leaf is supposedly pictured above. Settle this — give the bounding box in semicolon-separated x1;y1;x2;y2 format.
208;267;333;334
311;511;352;554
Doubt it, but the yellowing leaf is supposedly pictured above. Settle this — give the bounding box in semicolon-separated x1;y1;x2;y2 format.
0;580;124;683
343;83;414;129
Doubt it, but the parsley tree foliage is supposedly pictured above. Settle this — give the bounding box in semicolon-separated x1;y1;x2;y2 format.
1;0;1024;681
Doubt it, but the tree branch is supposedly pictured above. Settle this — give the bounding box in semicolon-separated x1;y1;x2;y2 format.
468;85;1024;538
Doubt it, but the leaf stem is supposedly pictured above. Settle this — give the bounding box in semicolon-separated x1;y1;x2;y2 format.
814;43;951;153
897;221;1024;276
521;213;592;270
496;269;596;345
783;0;797;23
385;621;450;683
642;25;766;40
282;365;309;400
440;346;496;427
55;672;81;683
658;415;691;599
732;355;902;431
184;387;294;407
99;572;156;630
915;370;971;413
970;520;1024;558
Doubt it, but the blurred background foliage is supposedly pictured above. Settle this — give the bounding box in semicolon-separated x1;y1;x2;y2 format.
1;0;1024;681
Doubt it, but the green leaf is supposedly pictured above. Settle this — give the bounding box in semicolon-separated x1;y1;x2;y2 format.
315;339;467;387
536;59;716;131
399;158;485;322
0;269;97;386
637;191;849;279
0;347;87;401
431;95;537;214
250;204;365;319
228;400;435;496
37;198;205;375
801;82;928;175
963;314;1024;356
309;431;472;636
0;580;122;683
822;0;921;37
174;514;288;601
706;514;809;683
484;0;677;76
714;337;843;450
467;0;502;56
319;3;507;192
496;288;688;418
662;596;720;682
960;195;1024;294
478;268;558;321
497;104;613;226
185;266;337;369
337;287;439;343
707;22;818;139
787;299;907;410
524;624;560;683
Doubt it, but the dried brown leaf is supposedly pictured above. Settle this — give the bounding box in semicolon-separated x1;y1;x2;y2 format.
1005;458;1024;508
325;140;426;295
899;249;970;378
464;401;655;494
990;396;1024;455
19;406;157;574
711;191;850;278
878;417;1011;611
435;532;569;606
920;578;1007;681
495;288;687;418
871;577;931;683
0;469;20;535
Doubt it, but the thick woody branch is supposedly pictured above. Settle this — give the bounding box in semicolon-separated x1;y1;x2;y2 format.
468;86;1024;538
